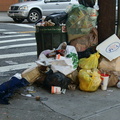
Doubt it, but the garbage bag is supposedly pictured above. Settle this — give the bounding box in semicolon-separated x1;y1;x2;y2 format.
78;0;95;7
44;12;68;26
67;70;79;85
36;42;79;75
79;52;100;69
70;27;98;52
98;56;120;72
0;76;29;104
77;46;96;59
108;72;119;87
43;71;71;90
78;69;101;92
66;4;98;41
98;57;120;87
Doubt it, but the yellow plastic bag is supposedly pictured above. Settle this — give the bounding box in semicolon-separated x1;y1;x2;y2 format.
79;52;100;69
78;69;101;92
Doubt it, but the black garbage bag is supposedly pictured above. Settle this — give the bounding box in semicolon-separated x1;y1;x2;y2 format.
0;77;29;104
77;47;96;59
44;11;68;26
43;71;71;90
78;0;95;7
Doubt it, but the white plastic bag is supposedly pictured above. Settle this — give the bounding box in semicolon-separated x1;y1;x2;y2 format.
36;42;78;75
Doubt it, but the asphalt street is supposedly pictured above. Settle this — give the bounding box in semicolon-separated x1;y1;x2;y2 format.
0;12;120;120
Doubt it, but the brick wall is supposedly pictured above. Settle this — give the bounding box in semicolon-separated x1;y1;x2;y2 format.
0;0;22;11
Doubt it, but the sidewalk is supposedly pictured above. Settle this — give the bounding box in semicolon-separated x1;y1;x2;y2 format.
1;11;120;120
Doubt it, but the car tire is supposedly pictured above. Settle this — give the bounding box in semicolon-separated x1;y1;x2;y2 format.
27;9;42;23
13;18;24;23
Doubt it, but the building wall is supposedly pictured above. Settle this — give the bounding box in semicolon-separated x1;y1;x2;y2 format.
0;0;27;11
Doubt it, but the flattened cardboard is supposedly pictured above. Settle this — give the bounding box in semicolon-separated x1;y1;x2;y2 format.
96;34;120;61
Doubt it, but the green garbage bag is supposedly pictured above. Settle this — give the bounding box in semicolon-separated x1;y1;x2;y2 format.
66;4;98;41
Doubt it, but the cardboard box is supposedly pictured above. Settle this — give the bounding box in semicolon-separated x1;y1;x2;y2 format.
21;66;41;84
96;34;120;61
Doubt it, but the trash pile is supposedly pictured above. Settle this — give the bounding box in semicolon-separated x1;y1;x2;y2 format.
1;1;120;104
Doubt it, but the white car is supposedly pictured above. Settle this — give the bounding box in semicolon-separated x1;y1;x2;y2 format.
7;0;78;23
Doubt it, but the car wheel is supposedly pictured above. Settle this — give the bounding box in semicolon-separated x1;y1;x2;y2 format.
27;9;41;23
13;18;24;23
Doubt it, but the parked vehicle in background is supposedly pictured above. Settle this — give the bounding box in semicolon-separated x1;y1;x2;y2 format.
7;0;78;23
116;0;118;24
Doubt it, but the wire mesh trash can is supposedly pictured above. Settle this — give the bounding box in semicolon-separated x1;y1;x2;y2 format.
35;26;68;57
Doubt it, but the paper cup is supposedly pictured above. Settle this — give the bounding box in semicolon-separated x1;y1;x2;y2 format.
51;86;61;94
101;74;109;90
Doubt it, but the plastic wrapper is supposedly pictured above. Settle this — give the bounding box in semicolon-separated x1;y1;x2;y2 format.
78;69;101;92
79;52;100;69
66;4;98;41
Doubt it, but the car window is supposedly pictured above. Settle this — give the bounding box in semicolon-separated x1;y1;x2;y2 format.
45;0;58;2
51;0;58;1
58;0;71;2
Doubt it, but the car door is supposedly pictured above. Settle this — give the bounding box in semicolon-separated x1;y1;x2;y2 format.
41;0;60;16
58;0;78;12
